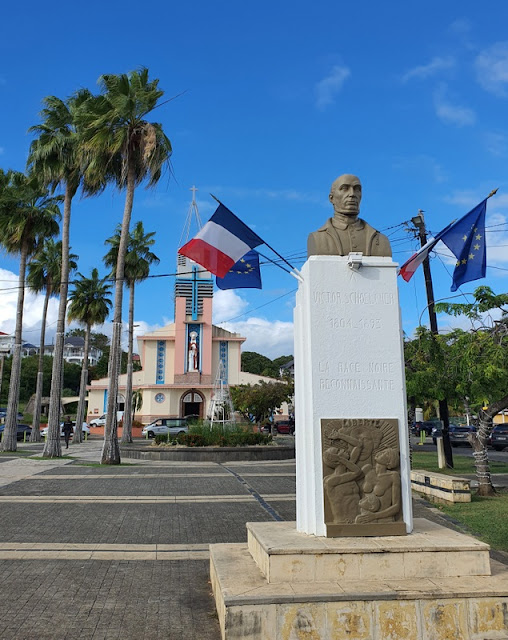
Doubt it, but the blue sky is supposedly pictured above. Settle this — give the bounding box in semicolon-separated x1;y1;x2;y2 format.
1;1;508;358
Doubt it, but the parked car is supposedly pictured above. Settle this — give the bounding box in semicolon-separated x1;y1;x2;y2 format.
89;412;124;427
0;423;32;441
490;424;508;451
40;423;90;438
431;423;475;446
141;418;189;438
0;408;25;420
411;420;439;436
260;420;295;435
273;420;295;435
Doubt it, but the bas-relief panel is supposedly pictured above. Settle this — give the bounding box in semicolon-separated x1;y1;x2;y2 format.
321;418;406;536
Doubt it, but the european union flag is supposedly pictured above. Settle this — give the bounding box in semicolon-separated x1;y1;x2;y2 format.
216;250;262;290
440;199;487;292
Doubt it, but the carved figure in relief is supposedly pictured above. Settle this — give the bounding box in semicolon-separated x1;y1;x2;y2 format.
355;448;401;524
188;331;199;371
307;174;392;258
323;447;362;523
358;493;381;517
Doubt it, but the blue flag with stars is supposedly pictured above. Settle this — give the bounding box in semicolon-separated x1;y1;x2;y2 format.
439;199;487;292
216;249;262;290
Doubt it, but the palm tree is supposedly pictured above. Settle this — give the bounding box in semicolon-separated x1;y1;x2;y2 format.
27;240;77;441
67;269;112;444
104;221;159;443
81;68;172;464
0;170;60;452
27;89;97;458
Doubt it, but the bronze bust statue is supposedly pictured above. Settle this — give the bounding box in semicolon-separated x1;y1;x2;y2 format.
307;174;392;258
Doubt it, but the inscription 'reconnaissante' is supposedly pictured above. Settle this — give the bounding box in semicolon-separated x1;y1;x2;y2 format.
320;378;395;391
313;291;395;305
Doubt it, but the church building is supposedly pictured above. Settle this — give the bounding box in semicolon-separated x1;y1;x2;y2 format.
86;194;279;424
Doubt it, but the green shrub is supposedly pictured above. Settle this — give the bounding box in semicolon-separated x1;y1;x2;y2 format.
153;423;272;447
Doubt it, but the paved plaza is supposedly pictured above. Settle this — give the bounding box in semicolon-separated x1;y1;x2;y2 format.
0;439;505;639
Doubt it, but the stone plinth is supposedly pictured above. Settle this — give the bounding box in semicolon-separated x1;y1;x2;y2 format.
210;519;508;640
294;256;412;536
247;519;490;584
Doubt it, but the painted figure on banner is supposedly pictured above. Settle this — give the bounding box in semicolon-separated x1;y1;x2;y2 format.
308;174;392;258
188;331;199;371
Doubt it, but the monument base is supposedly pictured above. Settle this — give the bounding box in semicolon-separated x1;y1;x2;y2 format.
210;519;508;640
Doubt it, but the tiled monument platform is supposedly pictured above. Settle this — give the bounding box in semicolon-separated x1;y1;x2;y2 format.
210;519;508;639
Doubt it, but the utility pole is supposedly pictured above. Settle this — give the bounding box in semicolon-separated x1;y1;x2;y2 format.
411;210;454;468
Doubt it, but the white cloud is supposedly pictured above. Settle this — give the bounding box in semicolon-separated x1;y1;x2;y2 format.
475;42;508;96
315;65;350;110
212;290;249;324
402;56;455;82
220;317;294;360
433;85;475;126
211;290;294;358
0;268;59;343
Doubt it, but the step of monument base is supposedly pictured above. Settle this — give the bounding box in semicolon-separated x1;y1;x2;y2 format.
247;518;490;583
210;540;508;640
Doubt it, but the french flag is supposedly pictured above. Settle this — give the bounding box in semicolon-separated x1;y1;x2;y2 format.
178;204;264;278
399;236;441;282
399;220;455;282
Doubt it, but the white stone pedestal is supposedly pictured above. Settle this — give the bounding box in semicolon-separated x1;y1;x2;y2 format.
294;256;412;535
210;520;508;640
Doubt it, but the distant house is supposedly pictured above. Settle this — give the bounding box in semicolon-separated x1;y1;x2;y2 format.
43;336;103;367
279;359;294;378
0;332;38;358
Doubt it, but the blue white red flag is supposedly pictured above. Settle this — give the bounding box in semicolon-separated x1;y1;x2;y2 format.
178;204;264;278
398;222;454;282
399;198;488;290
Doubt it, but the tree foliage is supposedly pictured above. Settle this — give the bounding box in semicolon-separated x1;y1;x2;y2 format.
407;287;508;496
231;381;293;424
241;351;293;378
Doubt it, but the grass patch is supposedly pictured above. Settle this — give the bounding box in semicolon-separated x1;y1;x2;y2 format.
435;489;508;552
411;451;508;475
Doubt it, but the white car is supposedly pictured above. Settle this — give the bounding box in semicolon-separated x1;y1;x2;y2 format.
89;412;124;427
141;418;189;438
41;423;91;438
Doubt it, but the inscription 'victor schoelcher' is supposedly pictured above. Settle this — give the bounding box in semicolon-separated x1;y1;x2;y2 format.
313;291;395;305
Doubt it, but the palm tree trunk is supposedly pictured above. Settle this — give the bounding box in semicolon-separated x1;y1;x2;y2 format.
469;394;508;497
73;323;90;444
121;281;135;444
30;287;51;442
1;243;28;452
102;164;136;464
43;184;73;458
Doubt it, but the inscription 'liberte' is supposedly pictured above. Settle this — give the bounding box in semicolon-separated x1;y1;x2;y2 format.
313;291;395;305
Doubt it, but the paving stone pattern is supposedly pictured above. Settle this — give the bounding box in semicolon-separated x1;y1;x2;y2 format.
0;452;298;639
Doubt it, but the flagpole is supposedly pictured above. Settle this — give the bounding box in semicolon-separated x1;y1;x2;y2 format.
210;194;302;280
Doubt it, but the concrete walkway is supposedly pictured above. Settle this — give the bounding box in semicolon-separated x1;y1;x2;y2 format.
0;440;297;639
0;441;505;639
